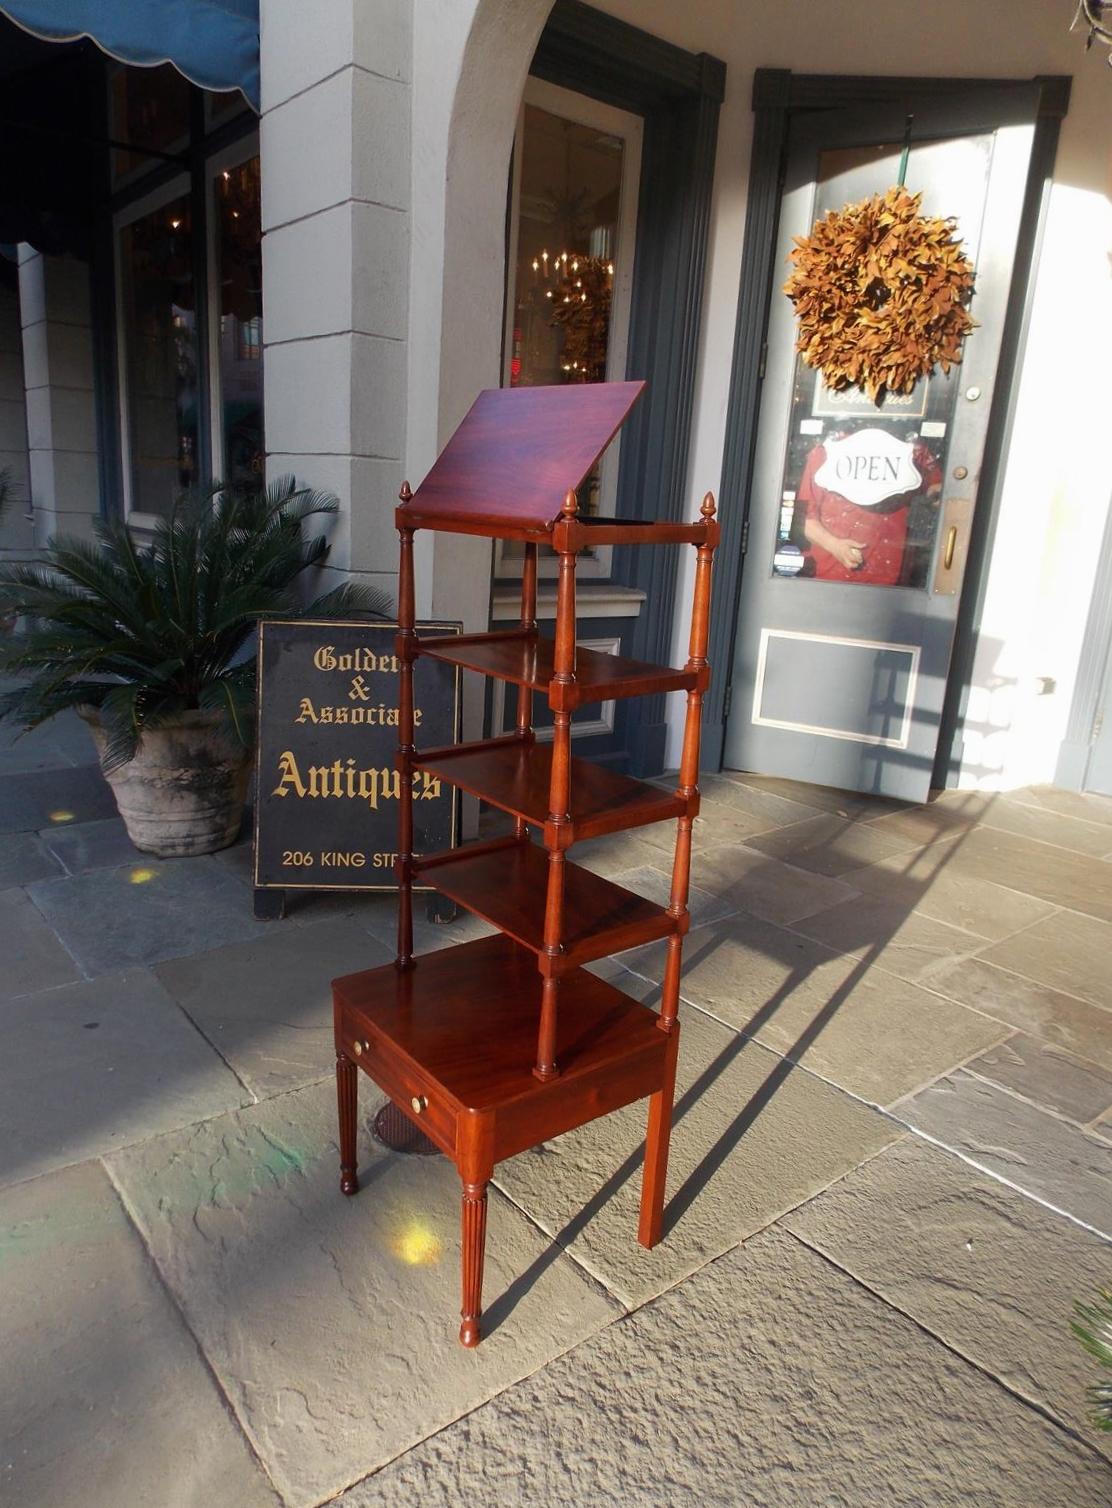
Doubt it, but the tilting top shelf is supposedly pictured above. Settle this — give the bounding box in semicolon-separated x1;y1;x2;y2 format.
400;381;645;537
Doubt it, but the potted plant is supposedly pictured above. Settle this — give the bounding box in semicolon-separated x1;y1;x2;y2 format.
1073;1288;1112;1433
0;477;386;857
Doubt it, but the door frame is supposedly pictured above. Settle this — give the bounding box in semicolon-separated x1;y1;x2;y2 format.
706;68;1071;787
531;0;726;776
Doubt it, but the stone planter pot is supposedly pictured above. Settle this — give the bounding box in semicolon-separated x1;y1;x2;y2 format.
80;707;252;858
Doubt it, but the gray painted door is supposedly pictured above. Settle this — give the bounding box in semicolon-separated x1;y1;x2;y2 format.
724;93;1038;801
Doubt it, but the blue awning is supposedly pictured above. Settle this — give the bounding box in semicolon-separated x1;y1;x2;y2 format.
0;0;259;110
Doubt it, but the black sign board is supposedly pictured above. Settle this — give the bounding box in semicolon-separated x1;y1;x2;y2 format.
253;619;461;893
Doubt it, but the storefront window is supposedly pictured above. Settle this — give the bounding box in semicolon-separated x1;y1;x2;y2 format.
213;155;264;483
110;64;190;181
499;82;640;574
117;191;199;517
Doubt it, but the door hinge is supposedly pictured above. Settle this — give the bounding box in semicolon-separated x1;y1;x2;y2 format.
1093;710;1105;743
740;516;751;555
722;682;733;719
757;341;768;381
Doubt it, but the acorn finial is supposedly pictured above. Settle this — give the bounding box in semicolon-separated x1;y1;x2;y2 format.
399;481;412;504
701;491;716;520
561;489;578;517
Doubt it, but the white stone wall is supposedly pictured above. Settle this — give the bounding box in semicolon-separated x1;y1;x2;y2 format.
17;249;100;549
259;0;411;613
0;267;31;557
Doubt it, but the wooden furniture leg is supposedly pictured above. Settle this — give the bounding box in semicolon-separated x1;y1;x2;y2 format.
459;1179;489;1347
337;1052;359;1196
638;1012;680;1248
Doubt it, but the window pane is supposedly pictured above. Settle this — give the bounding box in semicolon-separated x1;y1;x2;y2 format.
214;156;264;484
509;104;622;398
110;64;190;181
504;103;626;563
119;193;199;516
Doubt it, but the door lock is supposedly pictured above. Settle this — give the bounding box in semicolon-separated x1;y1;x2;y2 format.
952;465;968;480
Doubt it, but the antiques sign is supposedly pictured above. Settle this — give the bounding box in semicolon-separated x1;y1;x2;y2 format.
253;619;460;890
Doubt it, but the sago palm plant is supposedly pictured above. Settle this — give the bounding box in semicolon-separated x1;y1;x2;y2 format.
1073;1288;1112;1433
0;476;387;770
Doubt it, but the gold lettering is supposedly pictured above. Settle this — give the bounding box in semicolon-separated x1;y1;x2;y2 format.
335;706;348;723
295;698;317;724
313;645;337;671
273;750;307;797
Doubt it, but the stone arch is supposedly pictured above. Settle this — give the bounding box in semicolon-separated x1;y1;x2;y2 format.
438;0;553;438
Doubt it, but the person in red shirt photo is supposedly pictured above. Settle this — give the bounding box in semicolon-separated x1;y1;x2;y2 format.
798;428;942;586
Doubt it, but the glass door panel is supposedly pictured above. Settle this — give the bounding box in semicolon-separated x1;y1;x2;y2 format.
499;78;641;576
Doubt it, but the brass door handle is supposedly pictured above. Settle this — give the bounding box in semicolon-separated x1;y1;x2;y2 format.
932;499;972;596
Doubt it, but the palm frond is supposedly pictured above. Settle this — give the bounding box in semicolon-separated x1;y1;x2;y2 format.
1073;1288;1112;1432
0;475;357;757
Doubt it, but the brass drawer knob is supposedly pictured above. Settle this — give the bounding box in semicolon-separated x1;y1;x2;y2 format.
352;1040;362;1056
410;1095;427;1115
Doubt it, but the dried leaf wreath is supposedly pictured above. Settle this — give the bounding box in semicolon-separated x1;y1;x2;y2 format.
784;186;977;402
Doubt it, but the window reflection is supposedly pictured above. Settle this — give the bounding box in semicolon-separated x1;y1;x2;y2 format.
507;106;622;523
110;64;190;181
214;156;264;483
118;194;198;516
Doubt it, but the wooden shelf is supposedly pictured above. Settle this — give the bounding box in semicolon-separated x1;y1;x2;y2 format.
416;837;678;964
333;933;668;1162
415;739;685;839
416;632;698;707
335;381;718;1347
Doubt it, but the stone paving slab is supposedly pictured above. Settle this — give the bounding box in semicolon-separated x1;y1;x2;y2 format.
718;768;910;822
621;913;1008;1105
915;826;1112;923
154;917;393;1099
0;967;250;1189
610;863;734;928
843;845;1059;939
784;1136;1112;1460
741;810;919;877
924;955;1112;1076
0;764;118;834
339;1224;1112;1508
26;857;275;975
896;1070;1112;1238
1005;784;1112;828
0;886;83;999
964;1032;1112;1128
364;895;495;954
0;1160;278;1508
697;771;830;827
972;796;1112;856
0;831;64;887
688;842;859;926
495;985;899;1307
790;889;987;984
977;908;1112;1013
107;1078;620;1508
0;708;100;773
41;815;149;875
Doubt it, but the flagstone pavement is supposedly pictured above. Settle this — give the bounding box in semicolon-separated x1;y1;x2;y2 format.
2;709;1111;1506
